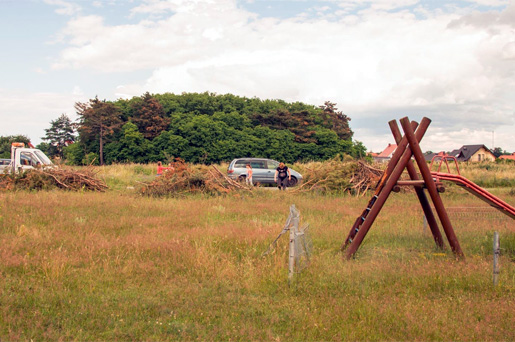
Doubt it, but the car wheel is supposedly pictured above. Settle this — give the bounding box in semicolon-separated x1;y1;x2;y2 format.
238;175;246;183
288;176;298;187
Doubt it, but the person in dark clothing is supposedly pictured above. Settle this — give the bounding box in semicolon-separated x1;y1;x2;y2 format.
274;162;291;191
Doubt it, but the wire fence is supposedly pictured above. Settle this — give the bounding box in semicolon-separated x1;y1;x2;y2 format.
294;223;312;273
424;206;515;231
262;204;312;283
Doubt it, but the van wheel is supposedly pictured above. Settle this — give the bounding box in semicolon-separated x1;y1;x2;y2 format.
288;176;298;187
238;175;246;183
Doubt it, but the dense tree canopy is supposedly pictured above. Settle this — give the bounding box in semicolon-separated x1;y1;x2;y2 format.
129;92;170;139
0;135;31;159
65;92;366;165
41;114;76;159
75;97;123;165
492;147;511;158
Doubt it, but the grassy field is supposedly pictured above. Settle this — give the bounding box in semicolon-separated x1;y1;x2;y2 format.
1;163;515;341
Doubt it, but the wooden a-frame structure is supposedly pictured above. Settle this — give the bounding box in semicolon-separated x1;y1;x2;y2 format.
341;117;464;259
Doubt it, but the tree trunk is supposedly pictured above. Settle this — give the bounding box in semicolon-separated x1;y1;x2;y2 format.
99;125;104;165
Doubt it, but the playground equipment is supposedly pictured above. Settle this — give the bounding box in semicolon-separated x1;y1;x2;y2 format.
429;153;515;219
341;117;515;259
429;153;461;174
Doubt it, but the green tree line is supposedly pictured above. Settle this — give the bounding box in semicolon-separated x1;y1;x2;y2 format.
0;135;32;159
6;92;367;165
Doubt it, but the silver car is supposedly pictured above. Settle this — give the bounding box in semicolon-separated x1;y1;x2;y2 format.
227;158;303;186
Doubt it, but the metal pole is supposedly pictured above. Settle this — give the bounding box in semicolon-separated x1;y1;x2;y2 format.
493;231;500;286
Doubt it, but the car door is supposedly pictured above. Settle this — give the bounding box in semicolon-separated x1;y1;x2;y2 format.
249;160;267;183
19;151;38;172
264;159;279;183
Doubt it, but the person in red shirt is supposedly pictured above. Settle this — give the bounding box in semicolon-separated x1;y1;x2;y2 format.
156;161;169;176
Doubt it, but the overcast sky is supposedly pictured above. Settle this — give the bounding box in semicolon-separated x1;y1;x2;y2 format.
1;0;514;153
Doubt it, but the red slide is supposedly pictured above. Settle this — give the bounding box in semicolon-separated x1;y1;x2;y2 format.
431;172;515;220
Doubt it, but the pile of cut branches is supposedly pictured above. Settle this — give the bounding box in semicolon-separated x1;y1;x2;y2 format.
140;158;250;197
292;157;385;195
0;167;108;192
349;161;384;196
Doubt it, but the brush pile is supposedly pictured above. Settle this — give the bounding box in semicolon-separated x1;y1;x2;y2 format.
293;157;385;195
140;158;250;197
349;161;385;195
0;167;108;192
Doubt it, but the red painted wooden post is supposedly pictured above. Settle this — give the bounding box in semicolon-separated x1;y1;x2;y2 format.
341;121;414;249
389;120;445;249
399;117;464;258
344;118;431;259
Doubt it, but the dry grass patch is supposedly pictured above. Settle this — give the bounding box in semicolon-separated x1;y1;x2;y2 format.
1;190;514;341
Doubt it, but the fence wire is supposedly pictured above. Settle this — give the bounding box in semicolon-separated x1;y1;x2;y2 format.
424;206;515;230
294;223;312;273
263;204;312;273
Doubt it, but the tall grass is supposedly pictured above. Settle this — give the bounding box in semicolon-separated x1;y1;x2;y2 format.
458;162;515;188
1;186;514;341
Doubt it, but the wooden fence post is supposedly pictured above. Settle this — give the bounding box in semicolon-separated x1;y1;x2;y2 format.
493;231;500;286
288;204;299;286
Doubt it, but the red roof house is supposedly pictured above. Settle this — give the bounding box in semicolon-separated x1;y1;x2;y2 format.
373;143;397;163
499;152;515;161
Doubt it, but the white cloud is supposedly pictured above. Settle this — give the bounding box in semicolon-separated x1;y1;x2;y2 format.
34;67;47;74
45;0;515;152
0;89;85;145
334;0;419;13
502;41;515;59
44;0;82;16
466;0;509;6
130;0;178;15
72;86;84;96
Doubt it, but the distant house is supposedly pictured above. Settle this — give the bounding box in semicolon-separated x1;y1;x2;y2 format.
499;152;515;161
448;145;496;162
373;143;397;163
